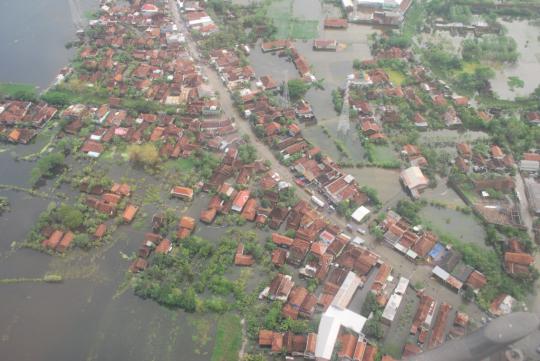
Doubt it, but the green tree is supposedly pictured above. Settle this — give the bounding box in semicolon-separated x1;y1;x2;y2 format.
363;316;384;339
41;91;71;107
56;203;84;229
287;79;310;102
238;144;257;164
30;152;66;186
127;144;160;167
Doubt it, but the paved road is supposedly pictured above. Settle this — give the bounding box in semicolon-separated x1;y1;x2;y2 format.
514;173;534;239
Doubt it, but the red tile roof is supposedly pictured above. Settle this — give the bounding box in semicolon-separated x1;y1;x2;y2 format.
122;204;139;223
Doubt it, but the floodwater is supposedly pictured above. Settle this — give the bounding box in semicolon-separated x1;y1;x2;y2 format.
421;180;467;208
420;205;488;250
247;2;379;161
0;0;98;89
0;147;216;361
345;167;404;205
418;129;488;149
490;20;540;100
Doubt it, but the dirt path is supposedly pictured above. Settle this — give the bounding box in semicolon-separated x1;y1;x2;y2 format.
238;318;247;360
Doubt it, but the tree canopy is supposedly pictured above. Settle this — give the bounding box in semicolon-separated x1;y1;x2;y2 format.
287;79;310;102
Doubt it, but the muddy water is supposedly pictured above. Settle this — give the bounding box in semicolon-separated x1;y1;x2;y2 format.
0;0;98;89
345;167;404;204
490;20;540;100
0;227;212;361
0;148;218;361
421;180;467;208
418;129;489;147
420;205;488;250
292;0;322;20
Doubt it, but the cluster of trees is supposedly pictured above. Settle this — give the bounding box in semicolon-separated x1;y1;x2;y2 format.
134;235;246;313
30;152;66;187
462;35;519;64
455;66;495;95
52;203;84;230
127;143;160;168
192;150;220;179
426;0;473;24
370;31;412;54
488;116;540;155
423;45;462;74
361;293;384;339
331;89;344;114
395;199;426;225
287;79;310;102
238;144;258;164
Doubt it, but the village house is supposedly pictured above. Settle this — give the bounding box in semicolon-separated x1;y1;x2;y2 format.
122;204;139;223
170;186;194;201
177;216;196;240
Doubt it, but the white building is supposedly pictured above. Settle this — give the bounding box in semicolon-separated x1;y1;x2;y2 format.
315;272;367;360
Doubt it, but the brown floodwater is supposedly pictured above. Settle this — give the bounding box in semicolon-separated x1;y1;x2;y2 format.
490;20;540;100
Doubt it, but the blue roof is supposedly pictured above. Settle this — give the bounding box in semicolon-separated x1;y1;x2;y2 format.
428;243;445;259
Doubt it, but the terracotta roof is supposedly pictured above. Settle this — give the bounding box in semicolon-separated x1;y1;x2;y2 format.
200;208;217;224
428;302;452;349
155;239;172;254
504;252;534;265
338;333;358;359
466;270;487;290
122;204;139;223
259;329;273;346
272;233;294;247
402;343;421;357
94;224;107;238
57;231;74;252
179;216;196;230
353;340;367;361
271;248;287;266
362;344;378;361
271;332;283;353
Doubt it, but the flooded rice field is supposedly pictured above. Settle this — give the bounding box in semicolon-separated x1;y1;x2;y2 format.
490;20;540;100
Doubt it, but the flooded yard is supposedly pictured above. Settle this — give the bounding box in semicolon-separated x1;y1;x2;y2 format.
418;129;488;148
345;167;404;205
421;180;467;208
490;20;540;100
420;205;488;250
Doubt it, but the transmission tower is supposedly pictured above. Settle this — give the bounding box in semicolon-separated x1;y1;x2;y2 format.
337;79;351;135
282;70;290;108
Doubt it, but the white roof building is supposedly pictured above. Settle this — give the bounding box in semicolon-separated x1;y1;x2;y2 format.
315;271;367;360
382;293;403;324
351;206;371;223
401;166;429;198
315;306;367;360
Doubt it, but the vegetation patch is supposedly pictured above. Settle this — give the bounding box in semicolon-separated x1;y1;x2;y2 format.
211;314;243;361
384;68;406;86
267;0;318;39
0;82;37;100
